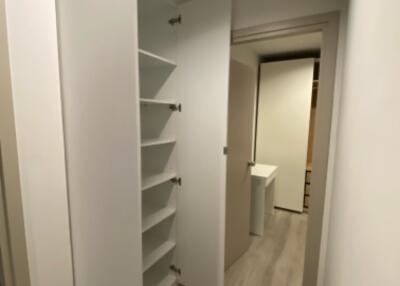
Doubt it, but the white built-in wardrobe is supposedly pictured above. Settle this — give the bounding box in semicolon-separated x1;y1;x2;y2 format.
57;0;231;286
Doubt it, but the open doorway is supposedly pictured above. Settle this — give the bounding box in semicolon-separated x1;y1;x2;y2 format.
224;13;339;286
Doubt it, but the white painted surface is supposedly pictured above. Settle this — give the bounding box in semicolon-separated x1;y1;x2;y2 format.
143;239;175;272
251;164;278;184
231;45;259;69
138;0;177;62
0;178;12;286
0;1;29;285
142;206;176;233
140;98;177;106
232;0;347;29
142;172;177;191
324;1;400;285
139;49;177;68
225;60;255;270
57;0;142;285
250;164;278;235
138;12;180;272
176;0;231;285
141;137;176;148
157;274;177;286
239;32;322;57
4;1;74;285
257;59;314;212
230;46;259;159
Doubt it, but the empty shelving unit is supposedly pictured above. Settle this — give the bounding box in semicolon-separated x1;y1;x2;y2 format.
138;0;181;284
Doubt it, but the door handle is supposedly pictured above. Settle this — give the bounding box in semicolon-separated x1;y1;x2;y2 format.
247;161;256;167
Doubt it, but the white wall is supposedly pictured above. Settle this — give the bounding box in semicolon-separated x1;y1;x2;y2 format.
324;0;400;285
4;1;74;286
232;0;347;29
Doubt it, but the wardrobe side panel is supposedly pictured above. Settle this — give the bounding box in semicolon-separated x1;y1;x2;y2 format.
176;1;231;285
56;0;143;285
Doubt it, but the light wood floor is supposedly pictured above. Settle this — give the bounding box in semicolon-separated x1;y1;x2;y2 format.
225;209;308;286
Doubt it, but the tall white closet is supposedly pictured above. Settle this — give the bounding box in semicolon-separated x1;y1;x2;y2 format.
57;0;231;285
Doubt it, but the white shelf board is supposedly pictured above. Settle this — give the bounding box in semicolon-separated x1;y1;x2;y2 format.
140;98;177;106
143;237;176;272
139;49;177;69
157;274;177;286
142;171;177;191
141;137;176;148
143;205;176;233
165;0;192;7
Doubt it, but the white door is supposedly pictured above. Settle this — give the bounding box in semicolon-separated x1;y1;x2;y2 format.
176;1;231;285
225;60;256;269
256;59;314;212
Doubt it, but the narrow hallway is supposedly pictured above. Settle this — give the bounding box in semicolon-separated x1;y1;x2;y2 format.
225;210;308;286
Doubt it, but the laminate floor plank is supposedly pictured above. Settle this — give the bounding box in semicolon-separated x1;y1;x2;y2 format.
225;210;308;286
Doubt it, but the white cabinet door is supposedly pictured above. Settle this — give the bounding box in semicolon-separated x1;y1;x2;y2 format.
176;0;231;285
256;59;314;212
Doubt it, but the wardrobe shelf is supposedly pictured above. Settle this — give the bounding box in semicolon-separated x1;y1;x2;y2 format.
165;0;191;7
143;238;176;272
156;274;177;286
142;172;177;191
141;137;176;148
140;98;177;106
142;205;176;233
139;49;177;69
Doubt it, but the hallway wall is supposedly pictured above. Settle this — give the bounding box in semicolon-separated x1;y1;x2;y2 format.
324;0;400;285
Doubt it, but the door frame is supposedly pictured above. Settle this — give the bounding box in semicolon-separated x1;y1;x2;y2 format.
231;12;341;286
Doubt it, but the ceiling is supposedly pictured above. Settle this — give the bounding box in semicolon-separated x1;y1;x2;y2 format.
240;32;322;57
